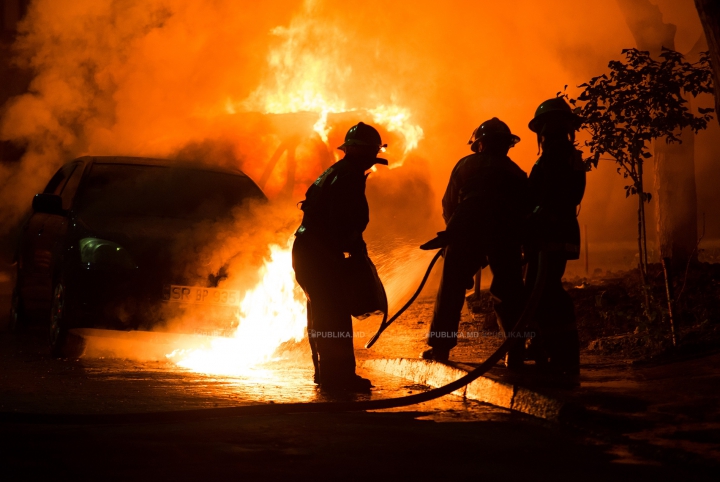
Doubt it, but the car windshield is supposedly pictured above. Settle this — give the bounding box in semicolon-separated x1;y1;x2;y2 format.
76;163;265;220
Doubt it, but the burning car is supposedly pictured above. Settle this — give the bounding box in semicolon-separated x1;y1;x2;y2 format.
10;156;267;356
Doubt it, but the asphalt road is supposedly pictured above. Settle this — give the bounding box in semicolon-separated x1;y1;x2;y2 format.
0;269;715;481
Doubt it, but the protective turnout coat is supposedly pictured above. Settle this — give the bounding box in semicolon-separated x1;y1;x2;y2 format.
297;156;369;255
527;144;586;259
427;150;528;352
442;151;528;251
292;154;386;384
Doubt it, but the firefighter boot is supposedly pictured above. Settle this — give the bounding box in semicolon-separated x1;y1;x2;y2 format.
421;347;450;362
504;341;525;370
320;374;373;393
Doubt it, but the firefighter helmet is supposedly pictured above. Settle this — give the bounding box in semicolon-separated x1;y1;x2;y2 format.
528;97;582;133
338;122;387;151
467;117;520;152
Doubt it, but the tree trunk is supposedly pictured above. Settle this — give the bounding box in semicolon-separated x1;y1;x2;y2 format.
636;157;651;312
637;158;649;273
695;0;720;125
654;127;699;266
617;0;699;267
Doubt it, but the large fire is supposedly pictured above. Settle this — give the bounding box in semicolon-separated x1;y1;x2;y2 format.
165;2;426;376
237;0;423;164
166;237;308;376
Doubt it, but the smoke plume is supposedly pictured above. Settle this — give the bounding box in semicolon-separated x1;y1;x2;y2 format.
1;0;717;273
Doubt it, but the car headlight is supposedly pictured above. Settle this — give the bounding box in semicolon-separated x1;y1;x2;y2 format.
79;238;137;270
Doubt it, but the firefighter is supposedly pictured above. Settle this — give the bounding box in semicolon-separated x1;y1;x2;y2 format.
525;97;586;380
292;122;387;392
420;118;528;365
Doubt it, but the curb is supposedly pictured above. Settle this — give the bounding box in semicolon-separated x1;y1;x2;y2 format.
361;358;568;421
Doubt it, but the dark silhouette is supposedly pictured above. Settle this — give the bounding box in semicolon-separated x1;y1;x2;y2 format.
420;118;528;364
292;122;388;392
525;98;586;380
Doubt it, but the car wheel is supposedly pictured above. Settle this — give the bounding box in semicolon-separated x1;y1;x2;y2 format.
49;281;70;357
50;280;86;358
9;287;25;333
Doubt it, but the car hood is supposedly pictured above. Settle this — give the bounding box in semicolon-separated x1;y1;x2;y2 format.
76;214;222;283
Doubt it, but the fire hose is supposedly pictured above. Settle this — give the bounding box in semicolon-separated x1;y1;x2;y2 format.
0;251;547;425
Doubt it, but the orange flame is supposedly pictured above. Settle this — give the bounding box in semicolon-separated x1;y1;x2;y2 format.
167;236;307;375
167;2;428;375
233;0;423;164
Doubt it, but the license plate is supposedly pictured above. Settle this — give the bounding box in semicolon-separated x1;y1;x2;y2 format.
163;285;240;306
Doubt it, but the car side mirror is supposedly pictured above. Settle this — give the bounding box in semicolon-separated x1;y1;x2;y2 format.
32;193;65;215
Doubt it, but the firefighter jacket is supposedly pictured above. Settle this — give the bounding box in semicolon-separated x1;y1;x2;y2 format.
527;143;586;260
296;155;370;254
441;151;528;251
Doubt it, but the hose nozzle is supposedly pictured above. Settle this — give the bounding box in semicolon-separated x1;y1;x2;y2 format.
419;231;449;251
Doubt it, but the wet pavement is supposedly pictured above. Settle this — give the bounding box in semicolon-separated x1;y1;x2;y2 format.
356;294;505;363
0;265;482;417
1;322;707;481
8;406;699;482
0;325;493;417
363;296;720;468
1;269;718;479
561;352;720;465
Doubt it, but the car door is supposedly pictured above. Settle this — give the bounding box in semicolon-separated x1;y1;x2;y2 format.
19;162;79;309
43;160;85;279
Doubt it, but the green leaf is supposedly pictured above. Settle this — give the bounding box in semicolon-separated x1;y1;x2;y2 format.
573;45;713;215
